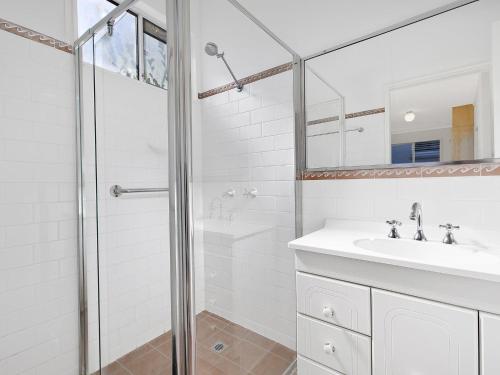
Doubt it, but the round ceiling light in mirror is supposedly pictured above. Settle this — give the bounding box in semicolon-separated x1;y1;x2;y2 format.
404;111;416;122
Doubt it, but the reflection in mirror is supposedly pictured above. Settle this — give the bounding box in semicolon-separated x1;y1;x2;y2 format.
305;0;500;170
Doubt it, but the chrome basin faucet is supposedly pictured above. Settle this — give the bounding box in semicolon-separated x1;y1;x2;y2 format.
410;202;427;241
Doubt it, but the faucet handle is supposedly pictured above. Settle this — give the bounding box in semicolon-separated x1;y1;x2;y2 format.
439;223;460;230
386;219;402;226
386;220;402;239
439;223;460;244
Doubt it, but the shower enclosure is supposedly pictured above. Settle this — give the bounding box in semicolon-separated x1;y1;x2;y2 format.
75;0;302;374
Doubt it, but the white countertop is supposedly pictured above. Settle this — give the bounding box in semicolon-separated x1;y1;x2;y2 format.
289;219;500;283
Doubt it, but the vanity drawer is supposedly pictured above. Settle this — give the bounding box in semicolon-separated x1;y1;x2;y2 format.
297;314;372;375
296;272;371;335
297;356;343;375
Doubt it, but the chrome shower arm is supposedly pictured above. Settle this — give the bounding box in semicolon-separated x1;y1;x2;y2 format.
218;53;244;92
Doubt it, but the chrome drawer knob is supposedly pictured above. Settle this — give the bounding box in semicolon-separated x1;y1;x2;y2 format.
323;342;336;354
322;306;334;318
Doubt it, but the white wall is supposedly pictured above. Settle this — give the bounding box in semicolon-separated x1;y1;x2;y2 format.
0;30;79;375
199;71;297;349
303;176;500;237
0;0;75;42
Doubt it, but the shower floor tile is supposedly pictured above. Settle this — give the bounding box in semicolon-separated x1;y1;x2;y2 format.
96;311;296;375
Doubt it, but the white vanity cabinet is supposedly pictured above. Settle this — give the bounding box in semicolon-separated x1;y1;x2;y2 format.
480;312;500;374
295;271;485;375
372;289;478;375
290;220;500;375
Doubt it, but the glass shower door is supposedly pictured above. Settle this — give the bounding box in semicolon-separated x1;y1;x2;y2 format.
78;23;173;374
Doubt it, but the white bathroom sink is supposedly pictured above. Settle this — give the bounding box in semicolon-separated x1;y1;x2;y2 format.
354;238;478;259
289;219;500;283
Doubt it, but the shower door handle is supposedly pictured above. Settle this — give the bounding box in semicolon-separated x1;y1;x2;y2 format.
110;185;169;197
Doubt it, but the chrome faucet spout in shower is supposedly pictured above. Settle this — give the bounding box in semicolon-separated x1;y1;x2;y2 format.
205;42;244;92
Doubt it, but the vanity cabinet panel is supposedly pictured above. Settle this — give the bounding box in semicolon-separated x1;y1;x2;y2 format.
297;314;372;375
480;312;500;374
372;289;478;375
297;356;343;375
296;272;371;335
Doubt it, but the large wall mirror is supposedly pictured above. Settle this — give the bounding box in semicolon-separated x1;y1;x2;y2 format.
305;0;500;170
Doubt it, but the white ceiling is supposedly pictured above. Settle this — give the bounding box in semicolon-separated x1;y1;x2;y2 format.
391;73;479;133
237;0;459;56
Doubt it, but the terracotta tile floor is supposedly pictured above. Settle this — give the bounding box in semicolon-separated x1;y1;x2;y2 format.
97;311;296;375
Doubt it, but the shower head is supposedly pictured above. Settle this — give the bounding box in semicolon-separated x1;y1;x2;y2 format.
204;42;220;57
204;41;244;92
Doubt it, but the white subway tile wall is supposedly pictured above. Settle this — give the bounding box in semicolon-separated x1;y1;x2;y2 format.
0;31;79;374
200;71;297;349
303;177;500;236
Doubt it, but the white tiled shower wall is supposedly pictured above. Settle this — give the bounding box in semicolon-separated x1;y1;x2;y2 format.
303;177;500;236
0;31;79;374
200;70;297;349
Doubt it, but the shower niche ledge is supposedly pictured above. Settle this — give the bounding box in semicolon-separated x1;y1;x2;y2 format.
289;219;500;375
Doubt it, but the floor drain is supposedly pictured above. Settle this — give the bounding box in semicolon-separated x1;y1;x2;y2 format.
212;341;226;353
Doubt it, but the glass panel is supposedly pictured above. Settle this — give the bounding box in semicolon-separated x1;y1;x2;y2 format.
78;0;139;80
143;19;168;89
94;13;139;79
195;70;297;373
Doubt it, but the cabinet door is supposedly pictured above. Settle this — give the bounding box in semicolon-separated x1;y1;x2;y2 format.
298;356;343;375
480;312;500;375
372;289;478;375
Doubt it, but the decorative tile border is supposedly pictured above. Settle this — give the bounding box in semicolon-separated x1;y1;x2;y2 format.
421;165;481;177
374;168;422;179
198;62;293;99
479;164;500;176
307;107;385;126
0;17;73;54
301;163;500;180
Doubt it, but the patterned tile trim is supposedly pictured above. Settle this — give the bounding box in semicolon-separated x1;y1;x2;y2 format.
301;163;500;180
198;62;293;99
0;17;73;54
307;107;385;126
422;164;480;177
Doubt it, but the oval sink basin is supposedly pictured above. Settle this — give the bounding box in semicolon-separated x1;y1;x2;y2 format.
353;238;500;269
354;238;480;262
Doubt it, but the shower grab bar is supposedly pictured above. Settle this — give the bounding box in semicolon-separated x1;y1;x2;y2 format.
307;127;364;138
110;185;169;197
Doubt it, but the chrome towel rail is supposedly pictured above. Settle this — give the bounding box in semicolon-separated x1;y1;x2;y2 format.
110;185;169;197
